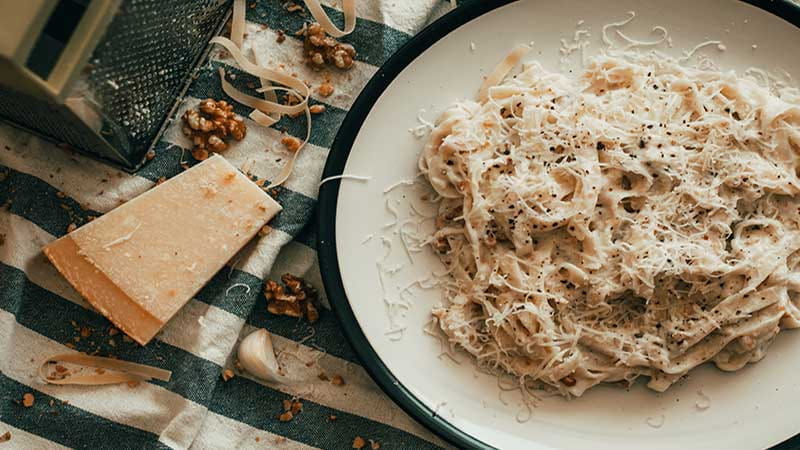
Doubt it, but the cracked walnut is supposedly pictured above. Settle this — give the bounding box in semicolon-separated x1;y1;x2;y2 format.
181;99;247;158
301;22;356;70
264;273;320;323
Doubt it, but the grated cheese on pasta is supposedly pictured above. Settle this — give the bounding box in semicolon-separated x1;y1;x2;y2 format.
419;51;800;396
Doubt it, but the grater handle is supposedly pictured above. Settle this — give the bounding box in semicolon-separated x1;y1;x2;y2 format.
0;0;120;101
48;0;121;100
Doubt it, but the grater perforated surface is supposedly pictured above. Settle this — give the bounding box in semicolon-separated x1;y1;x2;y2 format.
84;0;231;161
0;86;129;165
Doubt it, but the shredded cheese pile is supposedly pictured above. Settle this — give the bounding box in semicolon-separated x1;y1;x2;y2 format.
420;52;800;396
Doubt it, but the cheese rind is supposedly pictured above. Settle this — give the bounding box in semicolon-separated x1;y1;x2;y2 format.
43;155;281;345
43;236;162;344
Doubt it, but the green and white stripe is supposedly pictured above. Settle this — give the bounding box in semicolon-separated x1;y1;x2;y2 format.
0;0;455;448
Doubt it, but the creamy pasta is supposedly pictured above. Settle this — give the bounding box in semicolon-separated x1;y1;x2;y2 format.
419;52;800;396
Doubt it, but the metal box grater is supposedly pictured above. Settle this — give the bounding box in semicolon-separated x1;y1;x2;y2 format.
0;0;232;170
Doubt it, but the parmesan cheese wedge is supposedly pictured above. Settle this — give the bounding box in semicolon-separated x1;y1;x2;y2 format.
43;155;281;345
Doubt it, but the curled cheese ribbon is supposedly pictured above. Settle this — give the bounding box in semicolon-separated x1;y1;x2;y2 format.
249;108;279;127
231;0;279;127
40;353;172;386
231;0;246;47
478;44;531;102
216;66;307;116
213;0;357;187
218;67;311;187
304;0;357;38
212;34;313;188
271;106;312;187
211;37;310;115
250;51;280;127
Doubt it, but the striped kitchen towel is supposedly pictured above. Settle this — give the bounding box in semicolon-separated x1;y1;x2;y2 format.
0;1;456;448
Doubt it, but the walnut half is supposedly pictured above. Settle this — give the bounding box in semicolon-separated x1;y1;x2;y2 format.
302;23;356;70
181;99;247;157
264;274;320;323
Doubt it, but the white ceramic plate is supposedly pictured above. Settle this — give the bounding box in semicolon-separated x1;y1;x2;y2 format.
318;1;800;448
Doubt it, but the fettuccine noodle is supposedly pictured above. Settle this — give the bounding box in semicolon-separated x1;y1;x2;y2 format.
421;51;800;396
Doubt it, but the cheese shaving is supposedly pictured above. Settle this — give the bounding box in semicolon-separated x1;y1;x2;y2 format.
559;29;590;65
602;11;636;47
231;0;246;47
383;179;417;193
420;47;800;397
382;197;400;229
409;109;436;138
40;353;171;385
614;26;669;50
225;282;252;295
678;40;723;64
267;106;311;188
303;0;357;38
219;67;285;117
101;223;141;250
250;51;280;127
646;414;666;428
695;389;711;410
318;174;372;187
601;12;673;52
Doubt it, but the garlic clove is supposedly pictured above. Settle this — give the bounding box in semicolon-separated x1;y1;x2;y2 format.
237;328;289;383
